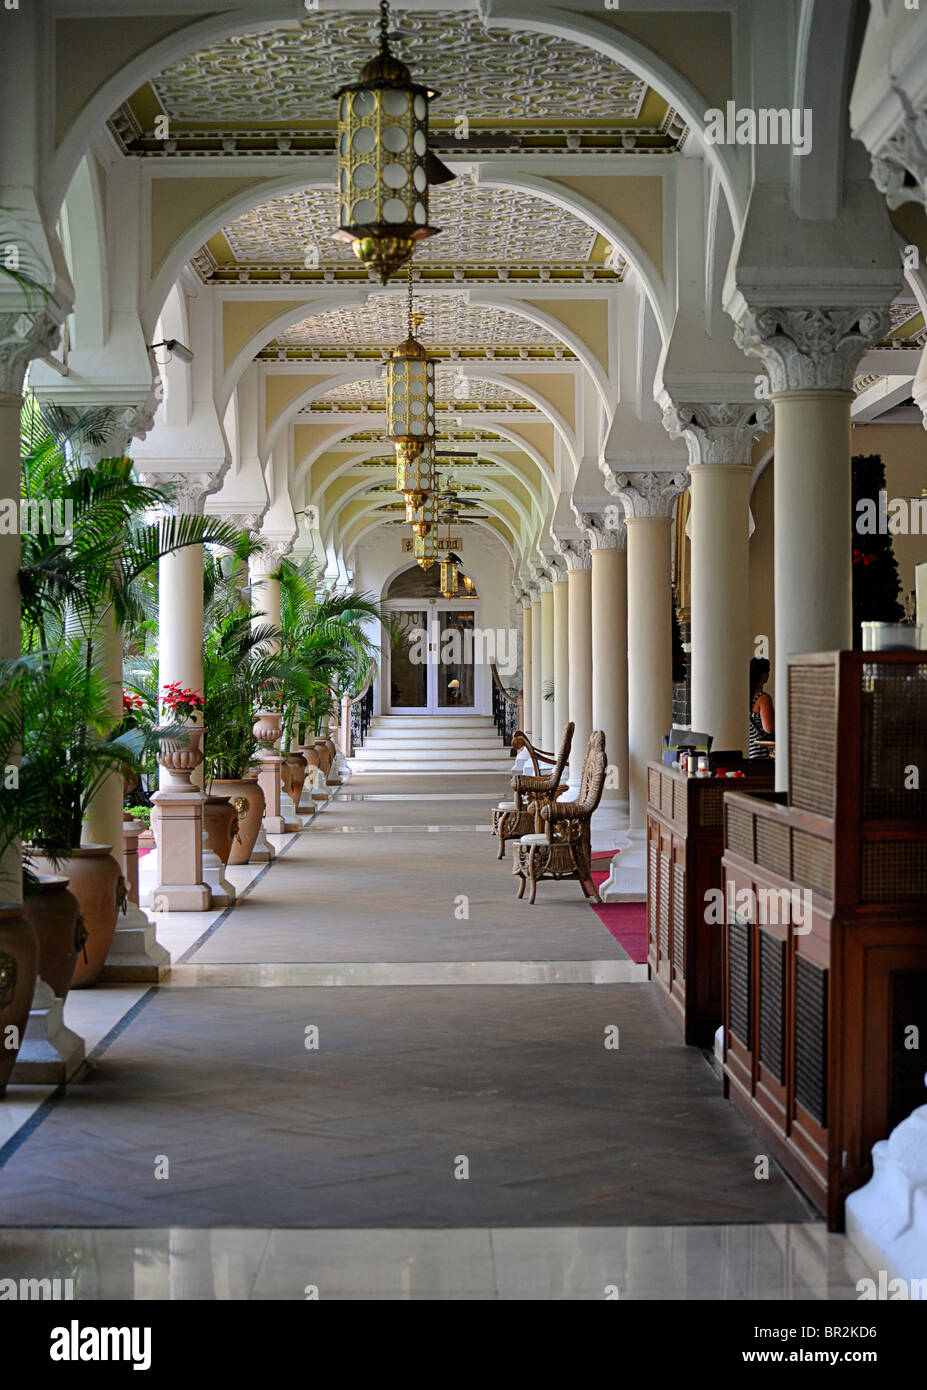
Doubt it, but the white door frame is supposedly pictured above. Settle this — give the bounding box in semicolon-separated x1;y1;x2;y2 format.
384;597;480;714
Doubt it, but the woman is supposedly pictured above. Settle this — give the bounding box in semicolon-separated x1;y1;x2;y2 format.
749;657;775;758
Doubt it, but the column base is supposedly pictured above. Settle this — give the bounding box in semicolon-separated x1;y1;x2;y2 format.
99;901;171;982
591;800;630;854
262;815;288;835
249;825;277;863
151;883;212;912
202;864;236;908
10;978;85;1085
279;786;301;832
845;1093;927;1288
600;828;647;902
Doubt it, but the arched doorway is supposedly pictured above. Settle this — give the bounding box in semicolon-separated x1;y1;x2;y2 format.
383;562;479;715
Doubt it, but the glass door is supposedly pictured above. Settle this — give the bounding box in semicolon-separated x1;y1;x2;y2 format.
436;608;476;710
387;608;429;712
386;603;478;713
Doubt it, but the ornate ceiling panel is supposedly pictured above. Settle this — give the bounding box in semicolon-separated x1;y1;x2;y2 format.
315;368;533;405
271;293;562;352
222;179;602;269
149;12;646;126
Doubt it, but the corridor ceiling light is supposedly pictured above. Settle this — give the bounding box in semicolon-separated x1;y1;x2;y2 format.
332;0;440;283
413;527;438;569
147;339;194;364
440;549;459;599
396;439;436;510
406;484;437;536
387;264;436;455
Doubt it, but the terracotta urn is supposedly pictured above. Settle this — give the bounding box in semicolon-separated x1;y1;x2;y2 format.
156;725;205;790
30;845;123;990
312;739;332;776
203;793;239;865
211;779;266;865
0;903;39;1096
21;875;83;1002
287;752;309;809
252;710;282;748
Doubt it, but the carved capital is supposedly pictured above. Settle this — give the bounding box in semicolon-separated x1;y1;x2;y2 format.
662;400;772;467
868;89;927;212
0;309;62;395
138;470;222;516
575;509;625;550
213;510;263;534
552;535;591;571
733;306;890;393
603;470;688;519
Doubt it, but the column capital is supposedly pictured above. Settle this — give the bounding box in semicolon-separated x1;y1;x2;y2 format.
256;535;295;569
662;400;772;467
529;559;554;592
866;87;927;213
552;535;591;571
733;305;891;393
604;470;688;519
575;509;626;551
138;470;223;516
211;510;263;534
0;308;63;396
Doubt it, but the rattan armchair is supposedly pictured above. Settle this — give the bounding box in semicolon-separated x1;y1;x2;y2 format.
512;730;607;903
491;722;574;858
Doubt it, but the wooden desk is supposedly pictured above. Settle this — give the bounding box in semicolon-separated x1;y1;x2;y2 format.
646;761;774;1045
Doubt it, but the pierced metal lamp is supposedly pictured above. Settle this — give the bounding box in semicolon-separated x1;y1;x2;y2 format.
332;0;439;282
413;527;438;570
440;549;459;599
406;487;437;536
387;267;436;457
396;438;436;510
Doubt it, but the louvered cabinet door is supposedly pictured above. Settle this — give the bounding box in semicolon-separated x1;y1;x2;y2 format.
755;928;787;1130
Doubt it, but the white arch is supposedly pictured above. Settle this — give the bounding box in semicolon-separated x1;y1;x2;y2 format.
62;155;108;350
481;2;746;230
345;513;519;570
263;364;381;459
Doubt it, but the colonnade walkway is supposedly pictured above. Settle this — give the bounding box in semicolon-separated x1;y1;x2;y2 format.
0;775;876;1299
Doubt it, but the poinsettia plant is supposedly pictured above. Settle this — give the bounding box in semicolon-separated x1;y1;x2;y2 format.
161;681;204;722
123;690;144;714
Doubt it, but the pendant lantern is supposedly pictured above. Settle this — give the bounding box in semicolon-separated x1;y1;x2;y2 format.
333;0;439;282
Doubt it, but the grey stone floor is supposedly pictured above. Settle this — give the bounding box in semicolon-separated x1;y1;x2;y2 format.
0;772;813;1232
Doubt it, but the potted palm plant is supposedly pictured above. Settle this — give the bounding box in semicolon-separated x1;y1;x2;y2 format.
16;398;244;982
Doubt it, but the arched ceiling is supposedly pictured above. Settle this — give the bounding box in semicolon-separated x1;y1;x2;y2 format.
102;4;688;571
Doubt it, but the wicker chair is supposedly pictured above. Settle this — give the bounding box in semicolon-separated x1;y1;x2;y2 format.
491;722;574;859
512;730;607;904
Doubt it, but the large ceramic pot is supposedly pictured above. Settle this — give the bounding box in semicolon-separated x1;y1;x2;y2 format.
287;752;309;810
312;739;332;776
156;725;205;790
30;845;122;990
0;904;38;1096
21;875;83;1002
203;793;239;865
212;779;266;865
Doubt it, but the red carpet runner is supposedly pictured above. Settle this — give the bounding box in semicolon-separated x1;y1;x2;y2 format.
590;853;647;964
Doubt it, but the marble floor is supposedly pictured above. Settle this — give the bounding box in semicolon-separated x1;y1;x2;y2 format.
0;770;877;1299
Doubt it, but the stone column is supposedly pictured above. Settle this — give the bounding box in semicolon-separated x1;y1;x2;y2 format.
250;543;297;835
663;402;771;754
0;309;61;892
600;472;686;899
734;306;890;787
539;580;555;751
520;592;533;739
551;568;570;750
1;311;85;1081
146;472;216;911
556;539;593;788
578;513;629;809
530;591;543;752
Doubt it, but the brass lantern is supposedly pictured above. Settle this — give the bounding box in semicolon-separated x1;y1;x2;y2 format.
332;0;439;282
387;272;436;453
406;487;437;536
440;549;459;599
413;527;438;570
396;438;435;508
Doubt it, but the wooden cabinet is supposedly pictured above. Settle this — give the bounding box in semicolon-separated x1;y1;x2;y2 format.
646;760;774;1045
721;651;927;1229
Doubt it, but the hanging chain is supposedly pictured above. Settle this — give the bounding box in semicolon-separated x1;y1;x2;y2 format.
407;259;414;334
379;0;390;50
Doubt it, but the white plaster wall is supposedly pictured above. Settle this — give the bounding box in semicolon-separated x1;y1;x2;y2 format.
350;526;517;716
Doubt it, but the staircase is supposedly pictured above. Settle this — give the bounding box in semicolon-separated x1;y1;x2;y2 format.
347;714;514;774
